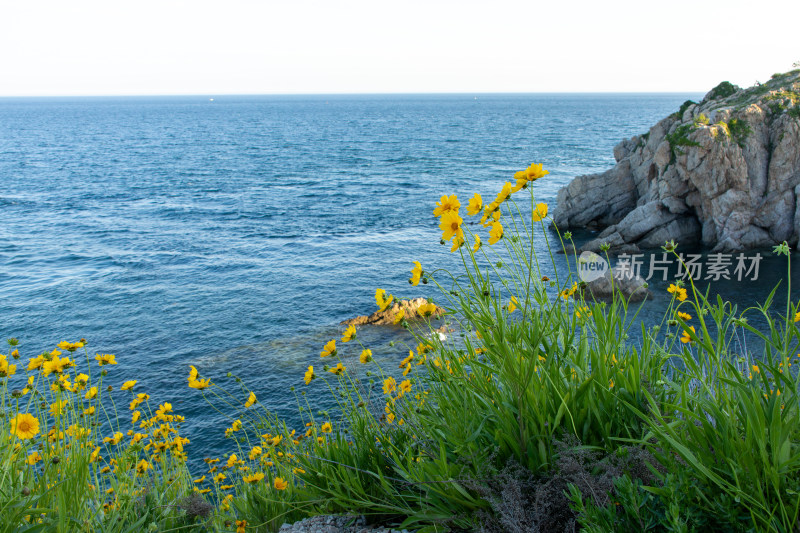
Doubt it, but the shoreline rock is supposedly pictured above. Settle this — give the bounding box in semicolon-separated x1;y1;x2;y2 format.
554;70;800;253
341;298;445;326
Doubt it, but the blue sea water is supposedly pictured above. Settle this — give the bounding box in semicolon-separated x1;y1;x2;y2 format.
3;93;795;463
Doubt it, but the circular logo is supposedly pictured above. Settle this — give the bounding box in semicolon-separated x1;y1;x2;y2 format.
577;251;609;282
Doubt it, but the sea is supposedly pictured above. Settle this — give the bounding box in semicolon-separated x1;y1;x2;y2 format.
2;93;797;464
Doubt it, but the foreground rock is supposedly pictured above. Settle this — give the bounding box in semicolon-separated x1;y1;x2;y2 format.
582;270;650;302
554;70;800;252
341;298;445;326
280;515;410;533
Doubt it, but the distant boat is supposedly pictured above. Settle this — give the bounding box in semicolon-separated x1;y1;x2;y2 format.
209;98;214;102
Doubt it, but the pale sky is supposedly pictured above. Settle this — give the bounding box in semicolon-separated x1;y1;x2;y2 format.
2;0;798;96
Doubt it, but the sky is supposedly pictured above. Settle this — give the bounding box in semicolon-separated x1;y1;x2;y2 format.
2;0;798;96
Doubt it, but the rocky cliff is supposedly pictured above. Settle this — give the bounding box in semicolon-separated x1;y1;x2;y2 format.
553;70;800;253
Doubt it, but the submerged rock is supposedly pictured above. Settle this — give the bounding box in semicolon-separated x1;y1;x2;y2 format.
554;70;800;252
341;298;445;326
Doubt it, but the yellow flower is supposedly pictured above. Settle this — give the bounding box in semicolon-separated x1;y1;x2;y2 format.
383;376;397;395
74;373;89;389
42;354;73;376
466;193;483;216
328;363;345;376
399;379;412;395
26;451;42;465
10;413;39;440
495;182;513;205
188;365;198;381
418;302;437;318
193;475;206;484
488;221;504;245
320;339;336;358
439;211;464;242
341;324;356;343
321;422;333;433
27;354;45;371
0;355;16;377
273;477;288;490
103;432;124;445
667;283;688;302
215;473;227;483
375;288;394;312
226;453;238;468
83;406;96;416
402;363;412;376
359;349;372;364
245;391;257;408
386;412;396;424
531;203;548;222
677;311;692;321
304;365;315;384
236;520;248;533
680;326;696;344
95;353;117;366
433;194;460;217
393;308;405;325
794;311;800;323
409;261;423;286
514;163;549;189
120;380;137;391
248;446;262;460
450;235;465;252
49;399;69;417
293;467;305;474
508;296;518;313
560;282;578;300
399;351;414;368
135;459;150;475
188;378;211;389
243;472;264;484
90;447;102;463
473;235;482;252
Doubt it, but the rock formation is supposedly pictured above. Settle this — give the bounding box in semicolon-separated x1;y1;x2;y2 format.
554;70;800;253
341;298;445;326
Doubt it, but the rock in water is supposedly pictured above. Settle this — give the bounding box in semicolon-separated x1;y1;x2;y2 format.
554;70;800;252
581;270;650;302
341;298;444;326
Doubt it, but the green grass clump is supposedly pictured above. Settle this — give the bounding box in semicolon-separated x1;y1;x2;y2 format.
706;81;738;101
728;117;753;147
3;163;800;532
665;122;701;163
672;100;696;119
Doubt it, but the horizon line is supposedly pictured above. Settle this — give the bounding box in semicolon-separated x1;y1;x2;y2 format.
0;90;707;99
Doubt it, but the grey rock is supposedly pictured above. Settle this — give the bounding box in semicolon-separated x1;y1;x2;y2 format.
582;270;650;302
554;71;800;251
